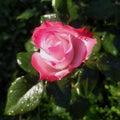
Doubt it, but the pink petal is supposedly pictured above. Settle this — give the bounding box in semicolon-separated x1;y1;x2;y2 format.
70;36;87;68
55;68;72;80
41;20;63;28
76;27;93;38
31;52;58;81
48;41;65;60
32;28;45;48
81;37;97;56
31;52;73;82
40;42;74;70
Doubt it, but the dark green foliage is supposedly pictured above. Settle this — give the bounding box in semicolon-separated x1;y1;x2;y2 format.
17;52;38;75
1;0;120;120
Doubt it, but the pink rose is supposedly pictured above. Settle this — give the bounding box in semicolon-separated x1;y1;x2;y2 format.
31;20;97;82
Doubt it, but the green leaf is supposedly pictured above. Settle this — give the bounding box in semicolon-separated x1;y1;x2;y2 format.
91;31;101;55
17;52;37;75
102;33;118;56
76;66;99;97
47;78;71;107
109;82;120;99
67;0;79;22
16;9;34;20
52;0;69;23
52;0;79;23
51;102;71;119
52;0;63;12
88;31;102;60
25;39;38;52
5;76;44;115
40;13;58;23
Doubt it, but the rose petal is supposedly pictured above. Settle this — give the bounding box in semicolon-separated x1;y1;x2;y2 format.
70;36;87;68
48;41;65;60
32;28;45;48
40;41;74;70
41;20;63;28
32;52;72;82
32;52;58;81
81;37;97;56
31;20;97;82
76;27;93;38
55;68;72;80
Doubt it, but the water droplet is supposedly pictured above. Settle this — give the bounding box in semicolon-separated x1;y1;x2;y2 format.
8;110;14;115
11;110;14;113
17;59;22;65
76;88;80;95
8;112;11;115
27;104;30;107
10;90;13;93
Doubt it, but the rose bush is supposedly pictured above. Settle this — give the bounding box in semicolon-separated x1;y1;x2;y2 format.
31;20;96;82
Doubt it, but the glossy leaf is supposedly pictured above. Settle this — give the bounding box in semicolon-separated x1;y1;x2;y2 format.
40;13;58;23
91;31;101;55
76;66;99;97
102;33;118;56
17;52;37;75
88;31;102;60
5;76;44;115
25;39;38;52
67;0;79;22
52;0;69;23
52;0;64;12
52;0;79;23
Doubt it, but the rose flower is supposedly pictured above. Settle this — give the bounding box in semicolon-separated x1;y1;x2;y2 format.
31;20;97;82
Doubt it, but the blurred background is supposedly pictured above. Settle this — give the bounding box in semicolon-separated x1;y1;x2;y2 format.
0;0;120;120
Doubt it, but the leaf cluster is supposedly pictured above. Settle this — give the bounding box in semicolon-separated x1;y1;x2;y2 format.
1;0;120;120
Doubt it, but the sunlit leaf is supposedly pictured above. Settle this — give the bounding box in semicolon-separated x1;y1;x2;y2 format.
17;52;37;75
5;76;44;115
52;0;69;23
91;31;102;55
25;39;38;52
102;33;118;56
76;66;99;97
67;0;79;22
40;13;58;23
52;0;79;23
